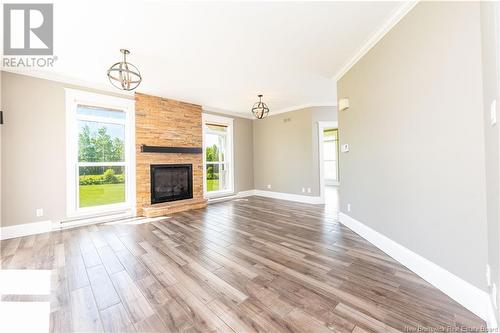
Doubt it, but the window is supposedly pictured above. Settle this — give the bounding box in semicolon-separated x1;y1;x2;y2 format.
323;128;339;184
66;89;135;217
202;114;234;197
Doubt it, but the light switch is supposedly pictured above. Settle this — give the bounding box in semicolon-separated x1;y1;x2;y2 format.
341;144;350;153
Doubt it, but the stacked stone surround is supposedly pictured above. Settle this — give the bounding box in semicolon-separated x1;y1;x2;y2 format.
135;92;207;216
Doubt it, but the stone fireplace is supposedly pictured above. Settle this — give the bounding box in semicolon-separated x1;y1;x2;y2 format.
135;93;207;217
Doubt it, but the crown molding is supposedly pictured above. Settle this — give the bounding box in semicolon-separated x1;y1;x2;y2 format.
333;1;419;82
203;102;337;120
202;105;254;120
268;102;337;117
1;68;134;97
4;69;337;120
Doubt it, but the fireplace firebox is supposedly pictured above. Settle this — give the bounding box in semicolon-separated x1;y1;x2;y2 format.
150;164;193;204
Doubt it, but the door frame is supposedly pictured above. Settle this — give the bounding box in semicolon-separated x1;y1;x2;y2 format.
318;121;339;204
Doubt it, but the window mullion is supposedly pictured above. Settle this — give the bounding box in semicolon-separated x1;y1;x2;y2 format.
76;114;126;125
78;161;126;167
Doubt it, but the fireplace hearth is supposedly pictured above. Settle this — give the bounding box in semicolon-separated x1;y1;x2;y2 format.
150;164;193;204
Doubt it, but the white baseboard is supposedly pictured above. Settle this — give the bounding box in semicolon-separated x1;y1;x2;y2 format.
58;211;134;230
236;190;257;198
339;212;498;329
207;194;238;204
206;190;257;204
211;189;323;205
325;180;340;186
253;189;322;204
0;220;53;240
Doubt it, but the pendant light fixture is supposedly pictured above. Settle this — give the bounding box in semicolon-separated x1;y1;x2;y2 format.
107;49;142;91
251;94;270;119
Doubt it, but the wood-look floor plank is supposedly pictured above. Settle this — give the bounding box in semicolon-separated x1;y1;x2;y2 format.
87;265;121;310
208;298;258;333
100;303;136;333
167;283;233;332
95;245;125;275
70;286;103;332
110;270;155;324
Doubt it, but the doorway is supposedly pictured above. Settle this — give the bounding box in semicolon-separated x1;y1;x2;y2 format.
318;121;339;206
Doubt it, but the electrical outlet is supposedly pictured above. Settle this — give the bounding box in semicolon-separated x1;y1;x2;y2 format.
36;208;44;217
491;100;497;126
307;188;311;193
302;187;305;193
486;265;492;286
267;184;272;189
347;203;351;212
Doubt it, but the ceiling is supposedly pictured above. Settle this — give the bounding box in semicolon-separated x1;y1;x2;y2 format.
6;1;407;117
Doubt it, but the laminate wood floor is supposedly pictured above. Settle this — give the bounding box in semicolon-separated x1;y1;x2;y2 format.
0;194;486;332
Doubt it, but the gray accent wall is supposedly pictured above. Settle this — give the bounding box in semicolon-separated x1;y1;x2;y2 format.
2;72;68;227
253;106;336;196
337;1;489;290
233;116;254;193
1;72;132;228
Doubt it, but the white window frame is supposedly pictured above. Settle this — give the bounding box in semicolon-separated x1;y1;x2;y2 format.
202;113;234;198
65;89;136;218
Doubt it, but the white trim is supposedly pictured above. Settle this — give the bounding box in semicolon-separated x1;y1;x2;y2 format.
208;189;322;204
236;190;257;198
208;189;323;205
58;211;134;230
203;106;254;120
0;220;53;240
207;194;239;204
76;114;127;126
253;190;322;205
65;89;136;219
269;103;337;118
206;190;257;204
2;69;135;98
333;1;419;81
318;121;339;204
339;212;498;329
202;113;235;198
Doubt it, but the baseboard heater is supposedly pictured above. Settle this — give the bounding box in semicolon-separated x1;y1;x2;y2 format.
141;145;202;154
